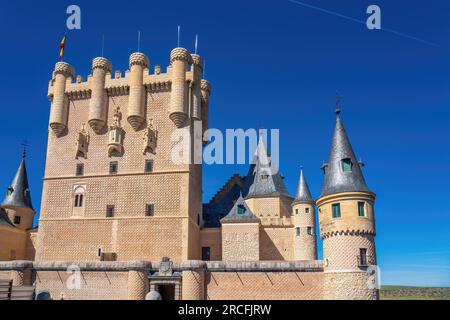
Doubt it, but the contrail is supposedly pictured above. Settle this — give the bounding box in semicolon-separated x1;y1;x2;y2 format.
287;0;446;50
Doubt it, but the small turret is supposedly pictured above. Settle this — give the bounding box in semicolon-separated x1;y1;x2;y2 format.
169;48;192;128
317;107;378;300
292;167;317;260
49;61;74;136
127;52;149;130
88;57;112;133
1;149;35;230
200;80;211;142
190;54;203;121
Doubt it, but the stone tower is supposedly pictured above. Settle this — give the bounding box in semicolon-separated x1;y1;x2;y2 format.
1;150;35;231
292;168;317;260
316;108;378;300
37;47;209;262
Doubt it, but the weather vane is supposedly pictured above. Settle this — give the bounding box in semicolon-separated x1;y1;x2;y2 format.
335;91;343;115
21;140;28;158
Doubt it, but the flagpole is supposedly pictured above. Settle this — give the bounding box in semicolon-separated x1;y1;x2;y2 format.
194;34;198;54
101;34;105;57
137;30;141;52
177;26;180;47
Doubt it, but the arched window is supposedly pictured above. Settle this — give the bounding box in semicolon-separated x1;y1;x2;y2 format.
73;186;85;208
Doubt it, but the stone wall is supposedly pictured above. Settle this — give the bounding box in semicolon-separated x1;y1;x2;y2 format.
200;228;222;260
0;226;27;261
222;223;259;261
206;271;323;300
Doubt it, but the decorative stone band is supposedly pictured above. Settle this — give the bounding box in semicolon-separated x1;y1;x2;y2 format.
206;260;323;272
291;199;316;206
92;57;112;73
191;54;203;70
170;47;193;64
68;89;91;100
129;52;149;68
0;260;323;273
54;61;75;78
145;81;171;92
200;79;211;95
107;85;130;96
320;229;376;240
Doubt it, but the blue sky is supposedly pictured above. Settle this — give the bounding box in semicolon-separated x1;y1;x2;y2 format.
0;0;449;287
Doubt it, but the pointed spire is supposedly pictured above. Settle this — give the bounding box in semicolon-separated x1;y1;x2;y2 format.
320;109;371;198
294;167;314;204
243;135;290;198
1;151;33;210
221;192;258;223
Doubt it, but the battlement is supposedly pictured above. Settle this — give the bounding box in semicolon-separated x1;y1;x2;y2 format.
47;50;206;100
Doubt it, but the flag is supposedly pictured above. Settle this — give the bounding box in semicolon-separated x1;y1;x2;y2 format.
59;35;66;60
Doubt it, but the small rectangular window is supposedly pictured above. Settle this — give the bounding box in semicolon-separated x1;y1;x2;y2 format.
237;204;246;214
359;248;368;266
145;204;154;216
295;209;299;215
305;207;310;213
109;161;118;174
14;216;21;225
332;203;341;218
76;163;84;176
144;160;154;173
296;227;300;236
202;247;211;261
358;202;365;217
307;226;312;235
342;158;353;172
106;205;115;217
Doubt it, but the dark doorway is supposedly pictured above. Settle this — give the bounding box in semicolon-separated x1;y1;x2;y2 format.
202;247;211;261
158;284;175;300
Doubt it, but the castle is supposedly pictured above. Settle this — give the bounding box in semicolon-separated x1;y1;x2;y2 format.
0;45;378;300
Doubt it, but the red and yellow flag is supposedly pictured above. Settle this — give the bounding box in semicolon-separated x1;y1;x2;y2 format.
59;35;66;60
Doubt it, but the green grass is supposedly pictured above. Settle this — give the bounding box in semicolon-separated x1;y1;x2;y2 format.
380;286;450;300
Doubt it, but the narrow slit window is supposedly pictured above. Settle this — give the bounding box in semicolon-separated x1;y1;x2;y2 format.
307;226;312;235
332;203;341;218
109;161;118;174
296;227;300;236
144;160;154;173
358;202;366;217
76;163;84;176
106;205;115;217
145;204;154;216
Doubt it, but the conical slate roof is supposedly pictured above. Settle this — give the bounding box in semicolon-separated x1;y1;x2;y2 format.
320;110;371;198
221;193;259;223
243;137;290;198
293;167;314;204
0;208;15;228
1;157;33;210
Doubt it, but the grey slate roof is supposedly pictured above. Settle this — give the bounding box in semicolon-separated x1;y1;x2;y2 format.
320;110;372;198
203;175;245;227
244;138;290;198
1;157;33;210
293;168;314;204
221;193;259;223
0;208;15;228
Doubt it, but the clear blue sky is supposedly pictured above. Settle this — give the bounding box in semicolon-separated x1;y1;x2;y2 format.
0;0;449;287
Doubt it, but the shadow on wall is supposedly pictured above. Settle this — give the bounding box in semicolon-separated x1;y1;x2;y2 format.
259;229;284;260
